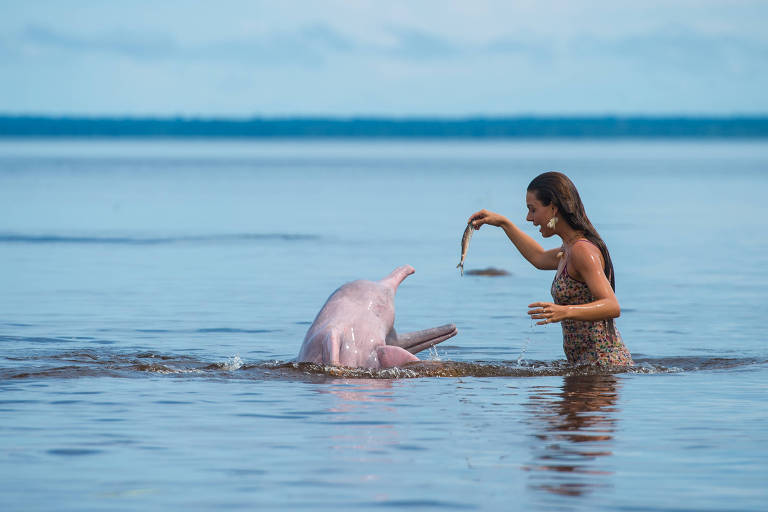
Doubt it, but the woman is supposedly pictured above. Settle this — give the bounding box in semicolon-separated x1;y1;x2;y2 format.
469;171;633;366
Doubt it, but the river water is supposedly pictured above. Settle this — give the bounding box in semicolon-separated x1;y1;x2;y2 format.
1;139;766;510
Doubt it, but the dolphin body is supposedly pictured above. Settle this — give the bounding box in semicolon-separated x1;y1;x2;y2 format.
297;265;458;369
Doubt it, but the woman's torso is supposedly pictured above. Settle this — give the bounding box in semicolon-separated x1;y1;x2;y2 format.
551;240;633;366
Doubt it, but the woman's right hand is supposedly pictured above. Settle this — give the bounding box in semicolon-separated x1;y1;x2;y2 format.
468;209;509;230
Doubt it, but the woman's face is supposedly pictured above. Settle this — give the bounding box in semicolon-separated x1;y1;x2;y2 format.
526;190;557;238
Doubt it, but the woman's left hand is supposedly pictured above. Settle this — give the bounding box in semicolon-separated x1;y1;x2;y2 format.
528;302;569;325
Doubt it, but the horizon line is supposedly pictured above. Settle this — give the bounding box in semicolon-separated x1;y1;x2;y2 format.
2;113;768;120
2;115;767;138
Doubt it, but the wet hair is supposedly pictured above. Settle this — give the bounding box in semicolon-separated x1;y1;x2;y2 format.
527;171;616;291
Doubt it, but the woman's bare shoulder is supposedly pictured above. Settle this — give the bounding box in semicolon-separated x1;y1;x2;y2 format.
569;240;604;270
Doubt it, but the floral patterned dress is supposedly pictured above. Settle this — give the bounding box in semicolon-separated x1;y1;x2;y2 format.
551;241;633;367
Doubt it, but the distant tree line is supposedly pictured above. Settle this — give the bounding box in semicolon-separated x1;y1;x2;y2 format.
1;115;767;138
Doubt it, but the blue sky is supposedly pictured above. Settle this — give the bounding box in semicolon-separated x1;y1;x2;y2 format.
1;0;766;117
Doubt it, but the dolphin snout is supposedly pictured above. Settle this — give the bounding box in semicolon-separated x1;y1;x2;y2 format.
389;323;458;355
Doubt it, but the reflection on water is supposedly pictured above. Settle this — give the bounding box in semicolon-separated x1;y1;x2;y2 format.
318;378;396;410
313;380;404;504
524;374;620;498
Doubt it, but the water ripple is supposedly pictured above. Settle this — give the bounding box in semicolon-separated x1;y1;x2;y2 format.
0;232;320;245
1;349;765;381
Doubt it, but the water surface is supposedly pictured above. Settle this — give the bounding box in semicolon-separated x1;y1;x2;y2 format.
1;139;767;511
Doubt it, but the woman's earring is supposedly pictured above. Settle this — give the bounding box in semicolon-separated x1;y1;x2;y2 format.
547;216;558;229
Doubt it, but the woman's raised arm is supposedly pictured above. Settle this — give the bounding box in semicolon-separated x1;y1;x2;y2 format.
469;209;560;270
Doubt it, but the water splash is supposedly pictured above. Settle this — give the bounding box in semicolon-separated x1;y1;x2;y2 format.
517;318;535;365
2;349;763;380
221;355;243;371
426;345;443;362
517;337;532;366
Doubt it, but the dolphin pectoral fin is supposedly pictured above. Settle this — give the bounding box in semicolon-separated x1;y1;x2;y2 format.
388;324;458;355
376;346;419;368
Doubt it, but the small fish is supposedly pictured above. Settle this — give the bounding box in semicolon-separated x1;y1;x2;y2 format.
456;222;475;276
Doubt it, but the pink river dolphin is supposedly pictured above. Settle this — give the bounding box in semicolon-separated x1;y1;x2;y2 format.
297;265;458;368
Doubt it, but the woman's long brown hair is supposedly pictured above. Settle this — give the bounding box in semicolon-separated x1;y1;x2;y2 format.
527;171;616;291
